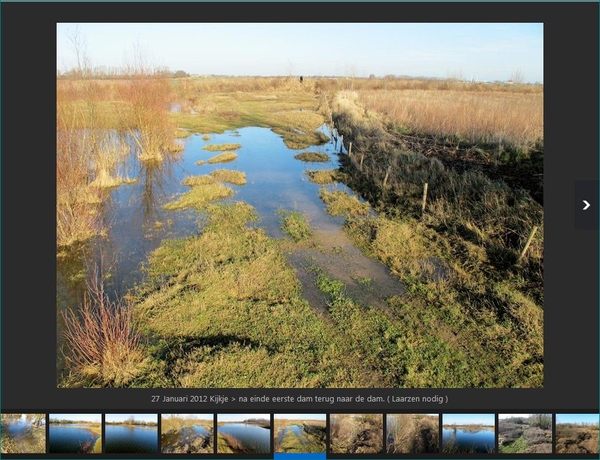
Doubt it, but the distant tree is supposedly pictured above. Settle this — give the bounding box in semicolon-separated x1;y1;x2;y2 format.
173;70;188;78
532;414;552;430
369;74;376;79
511;69;525;84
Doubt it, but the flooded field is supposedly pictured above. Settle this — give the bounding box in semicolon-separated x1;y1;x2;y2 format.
442;426;495;454
1;415;46;454
161;415;213;454
56;68;543;389
57;122;405;386
274;416;326;453
217;420;271;454
58;124;401;301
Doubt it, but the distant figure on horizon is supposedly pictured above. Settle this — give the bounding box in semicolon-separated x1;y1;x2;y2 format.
299;76;304;83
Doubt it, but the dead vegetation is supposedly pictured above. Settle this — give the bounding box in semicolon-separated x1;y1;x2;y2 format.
556;423;599;454
330;414;383;454
387;414;439;454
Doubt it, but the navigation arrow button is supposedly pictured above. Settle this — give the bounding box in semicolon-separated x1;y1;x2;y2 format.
583;200;591;211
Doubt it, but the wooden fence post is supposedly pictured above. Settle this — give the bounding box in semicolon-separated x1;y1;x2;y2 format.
339;135;344;153
421;182;429;214
348;142;352;157
517;226;539;263
383;166;391;188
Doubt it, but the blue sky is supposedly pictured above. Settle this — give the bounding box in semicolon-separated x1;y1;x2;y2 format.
218;414;270;423
443;414;495;426
161;414;213;421
556;414;599;425
49;414;101;423
105;414;157;424
499;413;549;420
56;23;543;83
274;414;326;420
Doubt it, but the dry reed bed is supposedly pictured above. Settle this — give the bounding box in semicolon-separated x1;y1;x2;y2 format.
387;414;439;454
357;89;543;150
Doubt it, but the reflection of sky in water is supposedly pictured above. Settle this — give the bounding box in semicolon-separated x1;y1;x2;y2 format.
95;125;354;296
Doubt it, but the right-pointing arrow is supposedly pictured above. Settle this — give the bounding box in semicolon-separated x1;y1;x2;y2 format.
583;200;591;210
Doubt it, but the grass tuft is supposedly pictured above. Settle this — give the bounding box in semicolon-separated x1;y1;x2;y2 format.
206;152;238;164
203;143;242;151
294;152;330;162
210;169;247;185
278;209;313;242
164;180;234;210
319;189;371;218
305;169;341;184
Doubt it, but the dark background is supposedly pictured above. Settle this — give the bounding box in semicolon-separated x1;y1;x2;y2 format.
2;2;598;415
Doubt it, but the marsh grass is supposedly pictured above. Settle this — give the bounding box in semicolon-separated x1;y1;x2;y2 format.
171;84;328;149
131;203;418;388
175;128;192;138
330;414;383;454
305;169;342;184
318;189;371;218
294;152;330;162
161;415;213;454
217;433;245;453
203;143;242;151
278;210;313;242
274;419;326;453
387;414;439;454
324;89;544;387
358;88;542;151
210;169;247;186
205;152;238;164
163;181;233;211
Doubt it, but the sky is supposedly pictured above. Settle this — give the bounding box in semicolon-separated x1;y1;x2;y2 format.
49;414;101;423
274;414;326;420
556;414;600;425
105;414;157;424
499;413;548;420
443;414;495;426
56;23;543;83
161;414;213;420
218;414;270;423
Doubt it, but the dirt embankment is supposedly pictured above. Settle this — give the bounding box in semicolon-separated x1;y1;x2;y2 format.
556;427;599;454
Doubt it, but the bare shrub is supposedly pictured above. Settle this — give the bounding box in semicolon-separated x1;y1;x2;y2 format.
61;267;147;387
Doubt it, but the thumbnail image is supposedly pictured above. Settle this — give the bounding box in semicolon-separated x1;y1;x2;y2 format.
498;413;551;454
56;23;544;390
274;414;326;453
161;414;214;454
386;414;439;454
104;414;158;454
556;414;599;454
442;414;495;454
330;413;383;454
0;414;46;454
217;414;271;454
49;414;102;453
